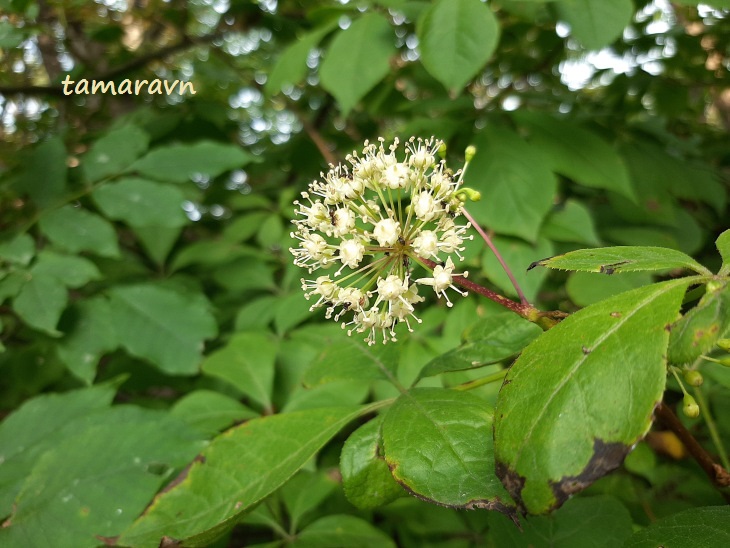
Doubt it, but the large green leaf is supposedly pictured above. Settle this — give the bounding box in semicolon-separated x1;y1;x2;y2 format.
566;271;652;307
530;246;711;276
556;0;633;50
718;229;730;276
320;13;395;114
265;23;336;95
107;284;217;375
668;283;730;365
481;235;554;301
57;297;118;384
280;471;338;531
82;124;149;182
38;205;120;258
515;112;635;200
12;272;66;335
417;0;500;91
30;250;101;288
0;407;204;548
488;495;634;547
128;141;255;183
169;390;258;437
542;200;601;246
291;515;396;548
624;506;730;548
465;125;557;242
340;417;404;509
494;279;692;514
0;233;35;266
382;388;515;514
118;406;366;547
303;338;399;386
201;331;277;409
0;383;116;516
10;136;67;207
92;177;187;227
417;312;541;379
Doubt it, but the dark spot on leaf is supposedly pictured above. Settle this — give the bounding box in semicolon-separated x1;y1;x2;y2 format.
610;312;622;318
495;460;527;514
548;438;629;508
582;346;591;355
159;536;182;548
664;323;672;332
599;261;630;275
527;256;555;271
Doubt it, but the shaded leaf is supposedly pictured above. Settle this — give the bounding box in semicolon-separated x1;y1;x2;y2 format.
718;229;730;275
542;200;601;246
556;0;633;50
382;388;514;512
38;205;120;258
201;331;277;409
303;338;399;386
624;506;730;548
92;177;187;227
417;0;500;91
531;246;710;276
466;125;557;242
170;390;258;437
11;136;67;207
82;125;149;182
482;235;554;301
12;272;66;335
341;417;404;509
494;279;692;514
133;224;182;265
118;406;366;547
108;284;217;375
31;250;101;288
566;271;652;307
281;471;338;530
291;515;396;548
320;13;395;114
129;141;255;183
0;233;35;266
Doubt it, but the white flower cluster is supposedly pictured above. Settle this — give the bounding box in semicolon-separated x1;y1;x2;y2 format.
290;137;472;345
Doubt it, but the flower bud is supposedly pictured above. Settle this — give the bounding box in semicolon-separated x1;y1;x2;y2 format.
682;394;700;418
717;339;730;352
455;187;482;203
713;356;730;367
683;370;703;387
465;145;476;162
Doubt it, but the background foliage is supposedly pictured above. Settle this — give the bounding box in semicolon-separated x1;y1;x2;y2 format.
1;0;729;546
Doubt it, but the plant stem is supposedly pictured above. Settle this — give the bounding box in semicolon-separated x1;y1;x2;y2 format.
461;207;529;306
452;368;508;391
693;386;730;471
655;402;730;498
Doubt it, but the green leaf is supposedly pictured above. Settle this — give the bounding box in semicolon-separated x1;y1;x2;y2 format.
291;515;396;548
0;407;204;548
283;380;370;412
717;229;730;275
0;233;35;266
38;205;120;258
265;23;336;95
465;125;557;242
668;283;730;365
566;271;652;307
132;224;182;265
481;235;554;301
556;0;633;50
92;177;187;227
201;331;276;409
488;495;634;548
515;112;635;200
494;279;693;514
118;406;366;547
11;136;67;207
281;471;338;530
417;0;500;91
530;246;711;276
212;258;277;292
382;388;515;513
57;297;118;384
31;250;101;288
624;506;730;548
170;390;258;437
320;13;396;114
107;284;217;375
82;124;149;182
542;200;601;246
12;273;66;335
0;383;116;516
303;338;399;386
128;141;255;183
418;313;541;379
341;418;404;509
234;295;278;331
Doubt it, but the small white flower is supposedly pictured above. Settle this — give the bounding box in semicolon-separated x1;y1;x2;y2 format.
291;136;472;344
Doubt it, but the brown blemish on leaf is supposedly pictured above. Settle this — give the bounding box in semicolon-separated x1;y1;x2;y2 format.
599;261;631;275
610;312;622;318
159;536;183;548
527;256;556;271
582;346;591;355
548;439;629;509
495;460;527;514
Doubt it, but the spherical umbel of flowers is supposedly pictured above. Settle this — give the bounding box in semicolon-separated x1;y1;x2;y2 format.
290;137;472;345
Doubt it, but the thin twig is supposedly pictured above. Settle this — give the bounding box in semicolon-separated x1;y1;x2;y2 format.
694;387;730;471
655;402;730;499
461;207;529;305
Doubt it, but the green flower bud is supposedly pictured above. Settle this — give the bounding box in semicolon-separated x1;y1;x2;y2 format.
682;394;700;418
465;145;476;162
683;370;703;387
713;356;730;367
455;187;482;203
705;280;724;294
717;339;730;352
438;142;447;159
